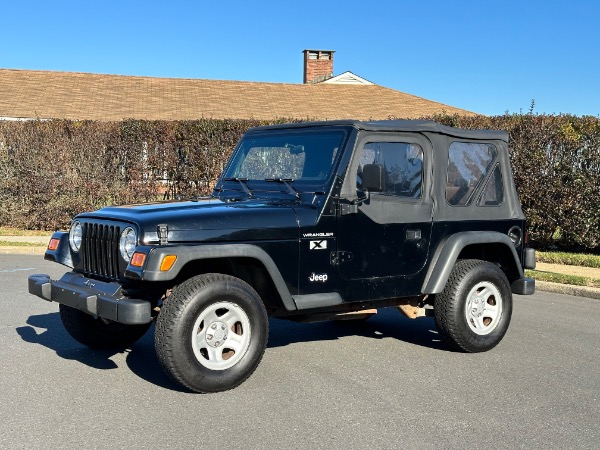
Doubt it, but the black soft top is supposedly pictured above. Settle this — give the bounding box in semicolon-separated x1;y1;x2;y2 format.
249;120;508;142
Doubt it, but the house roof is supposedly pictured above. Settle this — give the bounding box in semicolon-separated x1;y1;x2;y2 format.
0;68;475;121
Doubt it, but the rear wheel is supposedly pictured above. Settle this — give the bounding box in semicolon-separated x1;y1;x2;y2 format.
59;305;151;349
154;273;268;393
434;259;512;352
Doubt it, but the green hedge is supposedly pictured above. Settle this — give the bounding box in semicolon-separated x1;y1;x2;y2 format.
0;119;276;230
1;114;599;251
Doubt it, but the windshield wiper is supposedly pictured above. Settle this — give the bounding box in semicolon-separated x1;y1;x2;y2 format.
223;177;253;198
264;178;301;200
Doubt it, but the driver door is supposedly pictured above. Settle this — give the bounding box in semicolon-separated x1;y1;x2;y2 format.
336;134;433;298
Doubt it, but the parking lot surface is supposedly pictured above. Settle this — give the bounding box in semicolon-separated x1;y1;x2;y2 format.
2;255;599;449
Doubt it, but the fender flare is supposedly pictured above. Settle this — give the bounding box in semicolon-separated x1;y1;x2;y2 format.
421;231;523;294
134;243;297;311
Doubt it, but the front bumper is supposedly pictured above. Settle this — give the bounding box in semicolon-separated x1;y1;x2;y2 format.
28;272;152;324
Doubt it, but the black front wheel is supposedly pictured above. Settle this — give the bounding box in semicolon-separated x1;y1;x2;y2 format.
59;305;151;349
434;259;513;353
154;273;269;393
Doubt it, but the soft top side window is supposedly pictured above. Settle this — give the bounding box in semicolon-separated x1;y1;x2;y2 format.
446;142;497;206
478;164;504;206
357;142;423;199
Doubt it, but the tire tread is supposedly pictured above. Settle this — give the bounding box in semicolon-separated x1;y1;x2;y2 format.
155;273;268;393
434;259;512;353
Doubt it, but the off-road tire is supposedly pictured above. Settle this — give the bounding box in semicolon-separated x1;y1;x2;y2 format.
59;304;151;349
154;273;269;393
434;259;512;353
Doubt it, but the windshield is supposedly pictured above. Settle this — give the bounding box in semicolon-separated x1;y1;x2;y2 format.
222;129;347;192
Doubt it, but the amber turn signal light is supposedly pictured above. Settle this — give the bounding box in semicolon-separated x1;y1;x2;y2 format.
48;238;60;251
130;252;146;267
160;255;177;271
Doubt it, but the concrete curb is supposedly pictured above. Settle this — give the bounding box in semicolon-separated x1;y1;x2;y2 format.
535;280;600;300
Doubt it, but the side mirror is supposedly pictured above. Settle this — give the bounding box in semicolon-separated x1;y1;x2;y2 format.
362;164;385;192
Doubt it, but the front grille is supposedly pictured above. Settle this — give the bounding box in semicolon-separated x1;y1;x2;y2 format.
82;223;121;280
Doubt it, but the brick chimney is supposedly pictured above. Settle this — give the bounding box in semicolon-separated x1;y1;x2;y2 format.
303;49;335;84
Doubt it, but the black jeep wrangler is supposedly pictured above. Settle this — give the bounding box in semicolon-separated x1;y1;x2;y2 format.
28;120;536;393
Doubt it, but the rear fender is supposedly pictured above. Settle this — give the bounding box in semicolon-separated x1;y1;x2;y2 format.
422;231;522;294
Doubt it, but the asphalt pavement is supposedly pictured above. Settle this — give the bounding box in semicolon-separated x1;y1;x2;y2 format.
2;254;599;449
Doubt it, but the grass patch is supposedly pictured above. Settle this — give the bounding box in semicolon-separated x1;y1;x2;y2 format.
0;240;46;247
537;251;600;268
526;269;600;288
0;227;51;236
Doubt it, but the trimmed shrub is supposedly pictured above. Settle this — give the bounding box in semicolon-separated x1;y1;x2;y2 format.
1;114;599;251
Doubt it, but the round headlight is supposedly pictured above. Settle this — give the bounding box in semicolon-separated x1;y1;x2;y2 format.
119;227;137;261
69;221;83;252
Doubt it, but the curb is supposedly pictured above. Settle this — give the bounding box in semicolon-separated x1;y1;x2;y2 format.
536;280;600;301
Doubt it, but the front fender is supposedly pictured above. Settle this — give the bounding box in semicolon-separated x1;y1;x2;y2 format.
127;243;297;311
421;231;523;294
43;231;73;268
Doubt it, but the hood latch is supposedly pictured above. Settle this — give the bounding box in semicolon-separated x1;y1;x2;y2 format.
157;224;169;245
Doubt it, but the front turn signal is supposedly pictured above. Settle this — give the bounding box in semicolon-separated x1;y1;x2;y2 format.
130;252;147;267
160;255;177;271
48;238;60;251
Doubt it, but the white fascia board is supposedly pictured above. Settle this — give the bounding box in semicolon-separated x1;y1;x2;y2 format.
322;71;374;85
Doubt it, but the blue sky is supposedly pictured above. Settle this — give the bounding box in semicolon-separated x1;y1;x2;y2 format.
2;0;598;116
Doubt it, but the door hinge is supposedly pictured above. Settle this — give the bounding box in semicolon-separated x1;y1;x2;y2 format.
330;251;353;266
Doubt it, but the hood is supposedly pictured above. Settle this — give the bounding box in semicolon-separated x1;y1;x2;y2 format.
77;197;301;244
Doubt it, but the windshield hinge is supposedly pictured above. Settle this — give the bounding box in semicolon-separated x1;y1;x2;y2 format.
340;203;358;215
157;224;169;245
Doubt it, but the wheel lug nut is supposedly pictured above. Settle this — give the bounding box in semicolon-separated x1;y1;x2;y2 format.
211;323;217;330
215;341;220;346
207;334;213;340
221;324;226;330
223;335;227;340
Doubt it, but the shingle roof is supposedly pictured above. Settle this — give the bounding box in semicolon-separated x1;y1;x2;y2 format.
0;68;475;121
